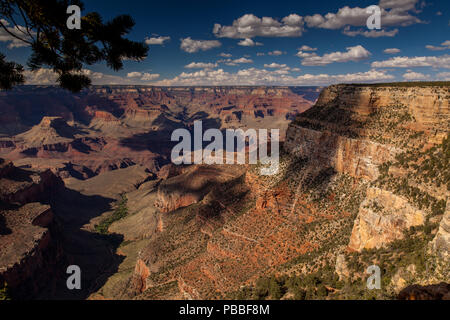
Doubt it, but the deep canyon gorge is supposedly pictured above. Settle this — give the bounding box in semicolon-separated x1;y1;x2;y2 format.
0;83;448;300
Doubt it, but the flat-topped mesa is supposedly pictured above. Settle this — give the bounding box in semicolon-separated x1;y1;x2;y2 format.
38;116;77;135
314;83;449;140
88;110;119;122
285;83;450;181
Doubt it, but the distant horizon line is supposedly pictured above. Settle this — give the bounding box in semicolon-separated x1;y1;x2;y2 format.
12;84;323;88
8;81;450;89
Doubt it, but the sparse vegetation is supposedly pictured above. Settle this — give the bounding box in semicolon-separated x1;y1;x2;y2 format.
231;265;344;300
95;195;128;234
0;281;11;300
233;221;442;301
374;134;449;215
348;82;450;88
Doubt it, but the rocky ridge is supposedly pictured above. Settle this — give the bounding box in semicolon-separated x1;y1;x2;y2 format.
0;158;65;298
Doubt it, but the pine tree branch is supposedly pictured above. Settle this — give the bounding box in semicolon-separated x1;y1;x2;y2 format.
0;19;32;45
17;6;35;41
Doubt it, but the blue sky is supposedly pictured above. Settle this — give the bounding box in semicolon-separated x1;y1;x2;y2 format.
2;0;450;86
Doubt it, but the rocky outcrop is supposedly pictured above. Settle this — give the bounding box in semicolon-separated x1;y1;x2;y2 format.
398;282;450;300
284;125;399;180
335;254;350;281
15;117;77;147
0;159;65;299
154;165;241;213
315;84;449;134
285;83;449;254
0;204;62;297
431;203;450;260
0;158;13;177
131;259;150;294
348;188;426;251
0;166;63;205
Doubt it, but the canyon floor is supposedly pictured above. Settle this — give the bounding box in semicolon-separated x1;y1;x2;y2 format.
0;84;449;300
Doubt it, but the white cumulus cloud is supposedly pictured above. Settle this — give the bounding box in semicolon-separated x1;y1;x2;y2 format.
305;1;422;30
372;55;450;68
342;27;399;38
24;69;161;85
402;71;430;80
237;38;263;46
0;19;35;49
180;37;221;53
153;68;394;86
185;62;218;69
384;48;401;54
127;72;160;81
436;72;450;80
425;40;450;51
268;50;285;56
145;36;171;45
298;45;317;51
297;45;371;66
213;13;304;39
264;63;288;69
219;57;254;66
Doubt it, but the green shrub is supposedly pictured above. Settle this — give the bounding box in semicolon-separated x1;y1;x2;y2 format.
269;277;284;299
293;287;307;300
95;195;128;234
0;281;11;300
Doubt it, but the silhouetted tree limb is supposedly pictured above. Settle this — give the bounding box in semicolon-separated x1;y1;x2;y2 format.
0;0;148;92
0;53;24;89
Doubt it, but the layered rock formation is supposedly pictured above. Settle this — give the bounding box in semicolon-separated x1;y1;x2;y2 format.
0;86;318;180
314;84;449;131
95;82;449;300
0;159;65;299
155;165;240;213
285;83;449;252
1;83;448;300
284;125;400;181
